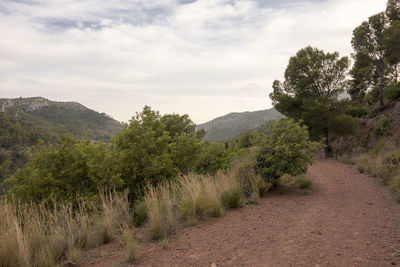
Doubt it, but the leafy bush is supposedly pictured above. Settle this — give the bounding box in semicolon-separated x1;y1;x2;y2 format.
112;106;205;199
370;139;386;158
374;116;392;137
5;134;123;203
195;142;231;174
133;200;147;227
256;119;320;185
345;103;367;118
384;83;400;102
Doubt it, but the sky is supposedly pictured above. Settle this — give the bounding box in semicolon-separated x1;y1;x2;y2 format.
0;0;387;124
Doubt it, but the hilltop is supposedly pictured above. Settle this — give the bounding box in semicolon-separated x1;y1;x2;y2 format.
196;108;283;142
0;97;121;141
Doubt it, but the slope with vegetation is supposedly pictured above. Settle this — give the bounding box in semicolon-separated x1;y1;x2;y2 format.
196;108;283;142
0;97;121;183
0;103;318;265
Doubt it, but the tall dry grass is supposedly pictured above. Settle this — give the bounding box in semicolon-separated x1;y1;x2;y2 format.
0;191;133;267
142;163;270;240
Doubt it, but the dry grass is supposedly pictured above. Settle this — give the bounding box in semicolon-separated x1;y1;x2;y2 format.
0;191;133;267
121;229;139;263
143;184;177;240
142;166;252;240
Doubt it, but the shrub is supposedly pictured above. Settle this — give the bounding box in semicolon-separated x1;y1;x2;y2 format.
374;116;392;137
133;200;147;227
370;139;386;158
230;158;271;203
256;119;320;185
345;103;368;118
195;142;231;174
5;134;123;204
297;177;314;189
384;83;400;102
390;174;400;200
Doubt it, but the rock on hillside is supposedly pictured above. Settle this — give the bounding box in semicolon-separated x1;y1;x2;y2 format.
196;108;283;142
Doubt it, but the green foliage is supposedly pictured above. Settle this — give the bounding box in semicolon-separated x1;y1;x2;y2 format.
384;83;400;102
384;21;400;65
112;106;204;198
270;46;354;157
374;116;392;137
256;119;320;185
5;134;123;203
386;0;400;22
0;111;57;182
133;200;147;227
297;177;314;189
195;142;230;174
345;102;368;118
351;12;388;109
371;139;386;158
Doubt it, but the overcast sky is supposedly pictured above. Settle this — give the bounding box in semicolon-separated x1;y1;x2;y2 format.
0;0;386;123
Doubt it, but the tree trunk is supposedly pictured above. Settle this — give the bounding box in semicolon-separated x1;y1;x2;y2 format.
379;61;384;110
324;128;331;158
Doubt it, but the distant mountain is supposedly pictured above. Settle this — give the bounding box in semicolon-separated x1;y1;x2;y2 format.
0;97;121;182
196;108;283;142
0;97;121;141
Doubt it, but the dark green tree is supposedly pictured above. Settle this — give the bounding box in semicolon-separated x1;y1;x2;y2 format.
351;12;388;108
386;0;400;22
112;106;205;198
270;46;354;157
384;21;400;83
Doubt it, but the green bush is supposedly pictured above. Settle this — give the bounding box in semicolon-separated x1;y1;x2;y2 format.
5;134;123;203
133;200;147;227
220;189;243;209
297;177;314;189
195;142;230;174
256;119;320;185
374;116;392;137
345;103;367;118
370;139;386;158
384;83;400;102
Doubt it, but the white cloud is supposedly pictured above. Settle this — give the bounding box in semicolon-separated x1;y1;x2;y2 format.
0;0;387;123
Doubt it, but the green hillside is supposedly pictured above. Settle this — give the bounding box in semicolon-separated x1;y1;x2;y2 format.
196;108;283;142
0;97;121;182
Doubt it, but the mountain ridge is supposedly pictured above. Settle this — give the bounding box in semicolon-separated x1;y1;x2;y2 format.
196;108;283;142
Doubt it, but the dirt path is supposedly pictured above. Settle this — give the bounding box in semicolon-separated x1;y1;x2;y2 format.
84;160;400;266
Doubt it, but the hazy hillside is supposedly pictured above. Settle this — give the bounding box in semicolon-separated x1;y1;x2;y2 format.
197;108;283;142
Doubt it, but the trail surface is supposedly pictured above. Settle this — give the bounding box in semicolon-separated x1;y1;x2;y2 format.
84;160;400;266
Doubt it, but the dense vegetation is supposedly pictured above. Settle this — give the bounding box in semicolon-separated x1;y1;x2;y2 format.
270;0;400;158
1;104;316;265
0;97;121;183
2;1;399;266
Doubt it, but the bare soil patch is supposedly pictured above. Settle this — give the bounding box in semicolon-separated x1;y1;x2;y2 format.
83;160;400;266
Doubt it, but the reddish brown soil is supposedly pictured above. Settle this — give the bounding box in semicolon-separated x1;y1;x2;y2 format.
83;160;400;266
